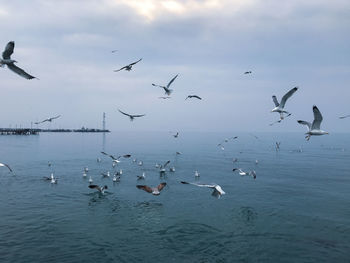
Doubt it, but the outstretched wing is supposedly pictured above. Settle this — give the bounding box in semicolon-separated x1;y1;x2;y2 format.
89;185;100;190
193;95;202;100
163;160;170;167
0;163;13;172
118;109;131;117
180;181;216;188
101;151;109;156
129;58;142;66
280;87;298;108
166;74;179;89
51;115;61;120
2;41;14;59
311;105;323;130
7;64;36;79
136;185;153;193
131;114;145;118
272;95;279;107
114;66;127;72
297;120;312;131
157;182;167;191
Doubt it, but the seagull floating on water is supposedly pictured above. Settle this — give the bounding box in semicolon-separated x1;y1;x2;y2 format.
136;183;167;195
297;105;329;141
88;176;93;184
1;41;37;79
152;74;179;96
0;163;13;172
137;172;146;180
89;185;108;194
271;87;298;120
101;171;110;178
118;109;145;121
114;58;142;72
195;171;200;178
35;115;61;125
181;181;225;198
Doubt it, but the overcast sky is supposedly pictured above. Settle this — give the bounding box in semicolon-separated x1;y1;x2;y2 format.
0;0;349;132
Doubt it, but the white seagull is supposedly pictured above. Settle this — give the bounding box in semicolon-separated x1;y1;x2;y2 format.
271;87;298;119
118;109;145;121
34;115;61;125
233;169;256;179
297;105;329;141
136;183;167;195
339;115;350;119
1;41;37;79
152;74;179;96
181;181;225;198
88;176;93;184
114;58;142;72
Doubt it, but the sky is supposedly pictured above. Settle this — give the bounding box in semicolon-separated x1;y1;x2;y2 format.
0;0;349;132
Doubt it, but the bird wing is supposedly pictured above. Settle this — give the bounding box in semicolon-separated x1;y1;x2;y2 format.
166;74;179;89
51;115;61;120
163;160;170;167
280;87;298;108
129;58;142;66
89;185;100;190
136;185;153;193
157;182;167;191
0;163;13;172
214;185;225;195
194;95;202;100
101;151;109;156
114;66;127;72
118;109;131;117
2;41;14;59
297;120;312;131
131;114;145;118
123;154;131;158
311;105;323;130
181;181;216;188
272;95;279;107
7;63;36;79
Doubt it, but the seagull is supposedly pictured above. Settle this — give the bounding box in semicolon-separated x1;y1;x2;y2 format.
159;160;170;173
173;132;179;138
158;96;171;99
181;181;225;198
176;151;182;155
138;160;143;166
137;172;146;180
114;58;142;72
169;167;175;172
339;115;350;119
271;87;298;119
83;172;87;178
152;74;179;96
232;158;238;163
195;171;200;178
34;115;61;125
88;176;93;184
244;71;252;74
89;184;108;194
275;142;281;151
185;95;202;100
136;183;166;195
119;169;123;175
84;167;89;173
101;151;121;163
48;161;52;167
234;169;256;179
1;41;36;79
0;163;13;172
97;158;101;163
101;171;110;178
111;50;118;53
112;175;120;182
118;109;145;121
43;173;58;184
297;105;329;141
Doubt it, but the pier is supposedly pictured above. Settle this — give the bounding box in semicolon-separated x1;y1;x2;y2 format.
0;128;110;135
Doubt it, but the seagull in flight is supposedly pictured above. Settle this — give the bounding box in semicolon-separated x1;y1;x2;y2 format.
185;95;202;100
136;183;167;195
0;163;13;172
159;160;171;173
89;184;108;194
118;109;145;121
297;105;329;141
181;181;225;198
244;71;252;74
275;142;281;151
339;115;350;119
1;41;37;79
114;58;142;72
271;87;298;119
173;132;179;138
152;74;179;96
233;169;256;179
34;115;61;125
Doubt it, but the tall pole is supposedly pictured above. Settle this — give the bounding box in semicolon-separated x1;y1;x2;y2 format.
102;112;106;131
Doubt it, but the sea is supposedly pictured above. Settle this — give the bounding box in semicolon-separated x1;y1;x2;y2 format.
0;132;349;263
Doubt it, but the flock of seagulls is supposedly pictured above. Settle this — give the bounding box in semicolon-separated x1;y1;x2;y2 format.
1;40;349;201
